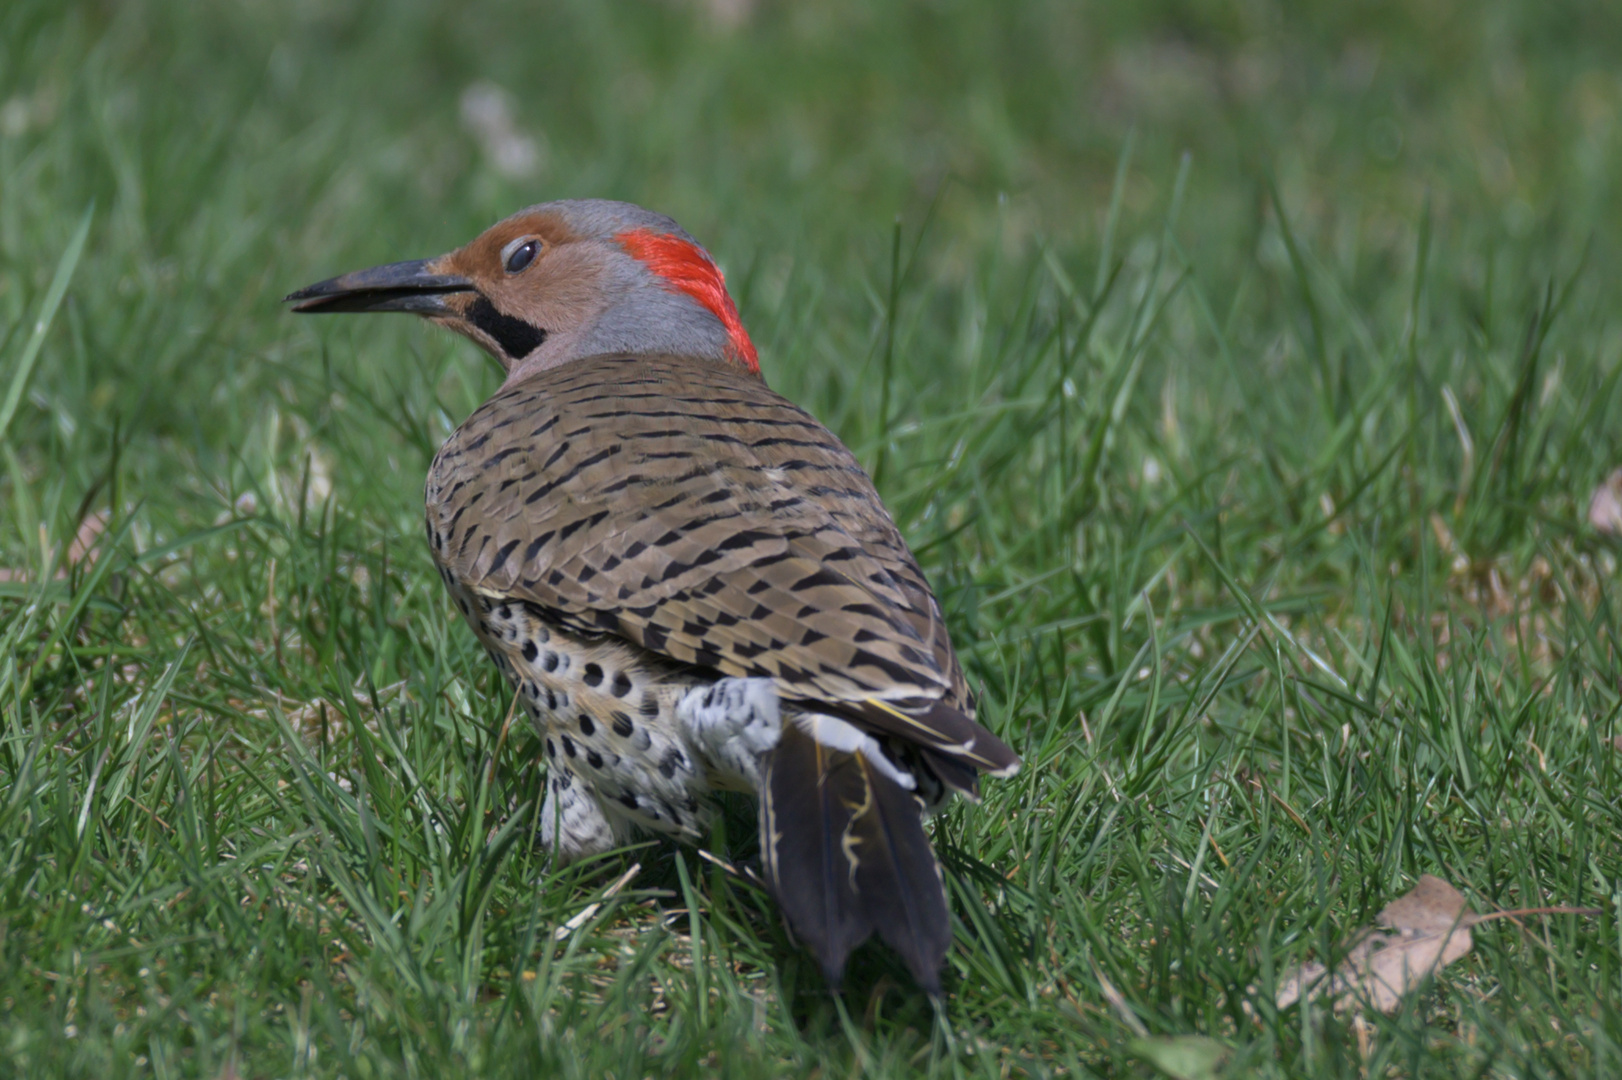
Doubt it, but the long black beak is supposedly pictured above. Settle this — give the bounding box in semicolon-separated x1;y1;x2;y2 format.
284;258;475;314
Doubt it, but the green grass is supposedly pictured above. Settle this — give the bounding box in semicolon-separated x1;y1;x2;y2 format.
3;0;1622;1075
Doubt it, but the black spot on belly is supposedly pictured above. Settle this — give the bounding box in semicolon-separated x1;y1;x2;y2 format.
610;671;632;697
586;749;603;769
618;791;639;810
579;715;596;737
544;687;558;711
561;735;576;758
640;692;660;718
659;747;688;779
583;663;604;688
611;711;634;738
545;738;555;759
542;651;559;672
521;641;538;662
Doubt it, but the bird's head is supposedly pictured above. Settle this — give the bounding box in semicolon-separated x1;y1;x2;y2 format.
286;199;758;380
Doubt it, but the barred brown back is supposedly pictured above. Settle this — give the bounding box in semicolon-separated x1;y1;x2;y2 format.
427;353;970;714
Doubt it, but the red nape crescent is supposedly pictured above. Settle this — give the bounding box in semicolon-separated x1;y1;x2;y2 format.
616;228;759;374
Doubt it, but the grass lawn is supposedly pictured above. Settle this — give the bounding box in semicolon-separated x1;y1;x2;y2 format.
3;0;1621;1075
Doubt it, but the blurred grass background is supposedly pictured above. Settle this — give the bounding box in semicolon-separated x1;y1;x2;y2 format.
2;0;1621;1076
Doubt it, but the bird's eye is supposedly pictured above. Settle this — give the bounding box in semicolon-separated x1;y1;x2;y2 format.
504;238;540;274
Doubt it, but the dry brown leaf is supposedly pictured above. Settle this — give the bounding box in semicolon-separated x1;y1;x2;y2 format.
1275;876;1599;1015
0;509;109;582
1379;874;1471;934
1588;468;1622;535
1276;875;1471;1013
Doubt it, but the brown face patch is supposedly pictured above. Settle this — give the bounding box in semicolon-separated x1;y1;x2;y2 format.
443;211;582;282
428;211;608;365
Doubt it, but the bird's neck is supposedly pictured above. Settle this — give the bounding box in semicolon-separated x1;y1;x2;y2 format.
502;290;755;386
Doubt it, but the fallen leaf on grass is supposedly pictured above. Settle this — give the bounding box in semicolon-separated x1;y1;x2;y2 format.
1276;876;1474;1013
1276;875;1600;1014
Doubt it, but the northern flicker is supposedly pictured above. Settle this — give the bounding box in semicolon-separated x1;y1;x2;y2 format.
285;200;1020;993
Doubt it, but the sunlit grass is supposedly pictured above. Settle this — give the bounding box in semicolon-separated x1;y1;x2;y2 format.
2;1;1620;1076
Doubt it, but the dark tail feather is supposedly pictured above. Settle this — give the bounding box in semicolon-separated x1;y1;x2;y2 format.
852;698;1022;778
916;747;983;801
760;723;951;993
855;747;952;992
760;723;873;983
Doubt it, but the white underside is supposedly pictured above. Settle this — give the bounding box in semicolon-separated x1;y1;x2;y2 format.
794;712;916;790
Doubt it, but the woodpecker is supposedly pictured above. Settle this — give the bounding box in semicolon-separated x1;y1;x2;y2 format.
286;200;1020;993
